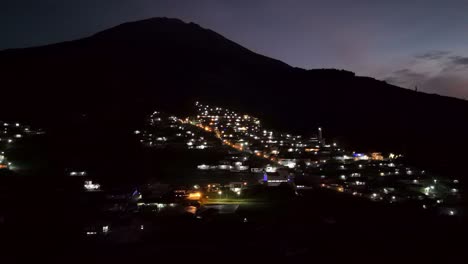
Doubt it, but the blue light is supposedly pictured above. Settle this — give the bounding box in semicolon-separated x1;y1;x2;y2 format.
263;172;268;182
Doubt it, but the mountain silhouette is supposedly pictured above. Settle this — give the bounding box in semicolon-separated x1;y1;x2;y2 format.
1;17;467;180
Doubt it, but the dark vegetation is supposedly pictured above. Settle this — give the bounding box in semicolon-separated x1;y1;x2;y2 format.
0;17;467;187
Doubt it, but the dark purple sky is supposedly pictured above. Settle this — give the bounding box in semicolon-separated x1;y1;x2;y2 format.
2;0;468;98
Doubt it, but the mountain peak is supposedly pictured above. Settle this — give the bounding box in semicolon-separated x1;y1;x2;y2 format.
86;17;291;72
91;17;207;39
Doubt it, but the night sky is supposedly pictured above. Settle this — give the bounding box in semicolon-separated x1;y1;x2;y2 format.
2;0;468;98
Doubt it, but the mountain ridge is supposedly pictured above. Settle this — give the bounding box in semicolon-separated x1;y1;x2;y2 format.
1;17;467;179
2;17;466;103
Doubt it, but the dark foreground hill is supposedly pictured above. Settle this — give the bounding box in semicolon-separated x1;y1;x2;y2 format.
1;17;468;180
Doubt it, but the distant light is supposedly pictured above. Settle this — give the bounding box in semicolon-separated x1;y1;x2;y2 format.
84;180;100;191
188;192;202;200
102;226;109;233
423;187;431;195
218;191;223;195
140;225;144;230
449;210;455;216
134;130;141;134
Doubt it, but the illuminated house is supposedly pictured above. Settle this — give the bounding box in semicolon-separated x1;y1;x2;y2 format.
261;172;290;187
251;167;264;173
353;153;369;161
277;158;297;169
228;181;248;194
69;170;87;176
206;183;221;192
371;152;384;161
0;154;7;169
265;165;278;173
84;180;101;191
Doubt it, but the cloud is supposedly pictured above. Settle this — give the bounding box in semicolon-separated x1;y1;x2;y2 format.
447;55;468;68
393;69;427;80
384;68;428;87
437;55;468;74
422;74;468;99
385;51;468;99
414;50;451;60
442;56;468;74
